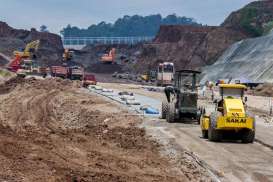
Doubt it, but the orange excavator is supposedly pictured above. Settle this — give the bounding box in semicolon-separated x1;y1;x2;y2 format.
101;48;116;64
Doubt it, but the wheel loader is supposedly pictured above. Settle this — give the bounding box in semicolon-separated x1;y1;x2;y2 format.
200;84;255;143
162;70;201;123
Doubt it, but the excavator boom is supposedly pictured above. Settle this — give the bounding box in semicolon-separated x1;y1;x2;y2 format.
13;40;40;58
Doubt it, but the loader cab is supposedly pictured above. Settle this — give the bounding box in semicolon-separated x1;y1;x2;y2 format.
175;70;201;92
175;70;201;119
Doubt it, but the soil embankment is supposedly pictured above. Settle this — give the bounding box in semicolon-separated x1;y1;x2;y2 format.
0;78;208;181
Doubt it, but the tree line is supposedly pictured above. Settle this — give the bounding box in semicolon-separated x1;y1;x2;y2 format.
61;14;200;37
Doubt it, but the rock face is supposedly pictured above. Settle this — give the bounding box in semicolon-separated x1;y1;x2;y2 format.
136;25;247;72
0;21;63;65
201;32;273;83
222;0;273;36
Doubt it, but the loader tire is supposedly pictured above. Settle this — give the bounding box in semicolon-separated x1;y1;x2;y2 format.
242;130;255;143
161;101;169;119
166;103;176;123
208;112;222;142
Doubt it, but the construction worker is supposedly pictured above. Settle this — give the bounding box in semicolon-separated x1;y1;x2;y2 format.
202;84;207;97
164;86;175;103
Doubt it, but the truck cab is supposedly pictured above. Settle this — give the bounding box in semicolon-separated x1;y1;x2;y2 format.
157;62;174;86
82;74;97;87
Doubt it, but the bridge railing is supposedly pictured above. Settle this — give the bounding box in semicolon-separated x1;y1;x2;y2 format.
62;36;155;46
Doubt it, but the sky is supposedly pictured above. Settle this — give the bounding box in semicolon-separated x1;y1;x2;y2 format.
0;0;255;34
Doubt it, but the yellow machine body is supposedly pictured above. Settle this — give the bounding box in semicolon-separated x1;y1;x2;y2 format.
200;84;255;143
14;40;40;58
141;74;149;81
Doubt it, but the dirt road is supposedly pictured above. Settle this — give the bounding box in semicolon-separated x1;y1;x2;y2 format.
100;82;273;182
0;77;211;182
143;120;273;182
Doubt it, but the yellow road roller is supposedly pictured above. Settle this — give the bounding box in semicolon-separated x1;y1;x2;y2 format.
200;84;255;143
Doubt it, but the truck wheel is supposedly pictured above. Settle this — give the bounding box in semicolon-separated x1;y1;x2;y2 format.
161;100;169;119
208;112;222;142
166;103;176;123
242;130;255;143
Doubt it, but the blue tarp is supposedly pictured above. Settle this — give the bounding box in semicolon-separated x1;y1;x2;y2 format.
145;107;159;115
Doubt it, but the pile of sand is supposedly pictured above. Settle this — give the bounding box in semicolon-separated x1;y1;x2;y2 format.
255;83;273;97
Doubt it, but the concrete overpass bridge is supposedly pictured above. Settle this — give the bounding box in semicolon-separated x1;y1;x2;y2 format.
62;36;154;50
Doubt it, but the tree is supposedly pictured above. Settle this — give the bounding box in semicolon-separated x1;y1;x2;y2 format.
40;25;49;32
60;14;200;37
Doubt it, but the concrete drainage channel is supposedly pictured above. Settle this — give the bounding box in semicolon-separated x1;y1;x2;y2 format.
87;85;162;118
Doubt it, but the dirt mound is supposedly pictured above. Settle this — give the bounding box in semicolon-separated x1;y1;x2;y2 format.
73;44;142;73
254;83;273;97
0;78;209;181
0;77;25;94
0;77;79;95
84;124;152;150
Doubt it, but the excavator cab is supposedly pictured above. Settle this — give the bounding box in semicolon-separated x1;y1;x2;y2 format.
101;48;116;64
63;49;73;61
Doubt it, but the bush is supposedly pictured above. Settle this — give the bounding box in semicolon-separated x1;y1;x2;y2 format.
0;69;11;77
264;21;273;35
240;7;263;36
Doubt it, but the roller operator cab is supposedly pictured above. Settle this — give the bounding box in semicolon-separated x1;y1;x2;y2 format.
162;70;201;123
201;84;255;143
